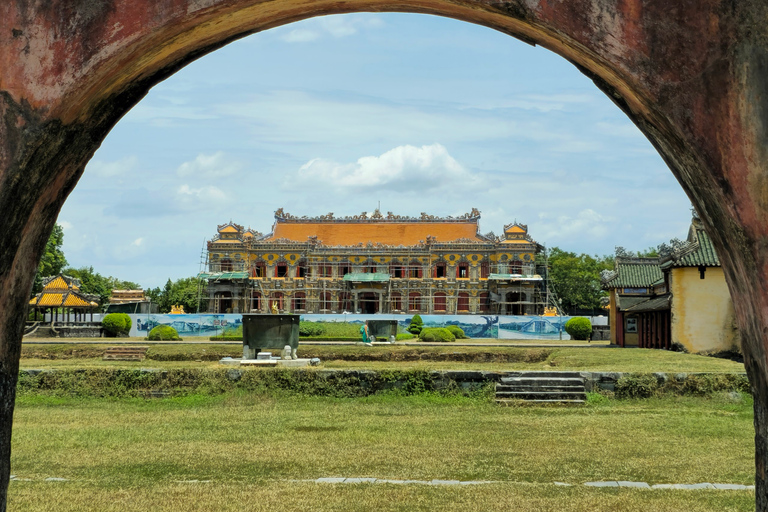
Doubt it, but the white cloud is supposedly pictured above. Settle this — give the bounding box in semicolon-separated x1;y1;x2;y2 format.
296;144;481;192
87;156;137;178
280;14;383;43
177;184;227;202
131;238;144;247
536;209;612;243
177;152;241;179
282;29;320;43
58;220;73;231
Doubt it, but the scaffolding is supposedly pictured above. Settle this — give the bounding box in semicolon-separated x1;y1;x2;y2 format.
197;243;551;315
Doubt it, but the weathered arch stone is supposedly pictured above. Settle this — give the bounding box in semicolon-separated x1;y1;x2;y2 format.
2;1;768;509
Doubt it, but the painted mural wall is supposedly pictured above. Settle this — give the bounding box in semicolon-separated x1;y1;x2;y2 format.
127;313;607;340
670;267;741;353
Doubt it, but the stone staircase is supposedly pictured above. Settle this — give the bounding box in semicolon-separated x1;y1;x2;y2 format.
495;372;587;405
103;346;149;361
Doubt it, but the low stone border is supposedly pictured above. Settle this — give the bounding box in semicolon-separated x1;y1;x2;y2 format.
11;474;754;490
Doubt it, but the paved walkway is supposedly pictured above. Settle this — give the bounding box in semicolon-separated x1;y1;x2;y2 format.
10;475;754;490
21;338;612;348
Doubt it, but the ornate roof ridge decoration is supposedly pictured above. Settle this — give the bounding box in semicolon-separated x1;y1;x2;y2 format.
217;221;244;232
503;221;528;232
41;273;81;289
614;256;662;265
659;219;720;268
273;207;481;224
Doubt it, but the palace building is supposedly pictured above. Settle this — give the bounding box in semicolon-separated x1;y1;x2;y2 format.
199;209;548;315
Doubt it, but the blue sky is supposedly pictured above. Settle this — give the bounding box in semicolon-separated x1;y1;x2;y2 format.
58;13;692;289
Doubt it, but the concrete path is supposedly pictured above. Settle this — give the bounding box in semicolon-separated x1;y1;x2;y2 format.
10;475;754;490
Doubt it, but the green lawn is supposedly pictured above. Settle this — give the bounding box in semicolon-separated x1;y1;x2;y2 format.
8;392;754;511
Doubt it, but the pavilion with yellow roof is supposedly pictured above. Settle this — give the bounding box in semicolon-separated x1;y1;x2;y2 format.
28;274;100;322
199;209;549;316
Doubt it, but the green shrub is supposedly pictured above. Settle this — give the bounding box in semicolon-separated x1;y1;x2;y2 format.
419;327;455;343
102;313;131;337
615;374;659;399
408;314;424;335
148;325;181;341
299;321;326;337
396;333;416;341
564;317;592;340
446;325;467;339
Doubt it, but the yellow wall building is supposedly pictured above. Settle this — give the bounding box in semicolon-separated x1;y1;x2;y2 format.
603;217;741;354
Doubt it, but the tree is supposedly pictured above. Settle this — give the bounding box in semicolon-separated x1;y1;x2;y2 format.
147;277;207;313
547;248;613;313
62;266;140;309
32;224;68;293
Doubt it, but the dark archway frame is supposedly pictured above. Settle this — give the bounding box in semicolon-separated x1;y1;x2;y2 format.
2;1;768;509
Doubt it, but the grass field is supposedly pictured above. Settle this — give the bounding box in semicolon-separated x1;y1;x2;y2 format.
20;342;746;373
8;392;754;511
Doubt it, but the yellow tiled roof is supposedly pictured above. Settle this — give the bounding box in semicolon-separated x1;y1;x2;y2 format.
43;275;79;291
29;291;97;308
266;221;484;246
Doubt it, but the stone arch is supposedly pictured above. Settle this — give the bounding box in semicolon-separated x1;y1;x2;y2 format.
3;2;768;509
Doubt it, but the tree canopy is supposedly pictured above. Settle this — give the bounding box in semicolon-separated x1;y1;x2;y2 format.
63;266;141;307
145;277;206;314
547;247;613;313
33;224;68;293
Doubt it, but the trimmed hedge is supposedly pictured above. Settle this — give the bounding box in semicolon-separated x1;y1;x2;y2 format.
419;327;456;343
446;325;468;339
565;317;592;340
408;314;424;335
148;325;181;341
102;313;132;337
299;321;326;337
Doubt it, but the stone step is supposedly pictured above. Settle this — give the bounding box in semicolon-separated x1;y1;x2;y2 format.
499;377;585;387
501;371;584;379
496;386;585;395
103;346;149;361
495;398;585;406
495;371;586;405
496;390;587;401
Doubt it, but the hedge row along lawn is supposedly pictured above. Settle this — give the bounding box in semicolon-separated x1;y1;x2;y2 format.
19;343;746;373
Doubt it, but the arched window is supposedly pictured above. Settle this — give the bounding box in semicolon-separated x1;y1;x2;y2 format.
479;292;490;313
292;292;306;311
408;261;422;279
433;262;447;278
456;262;470;279
269;292;284;311
296;259;307;278
338;292;351;312
391;292;402;311
251;261;266;278
250;291;261;312
509;261;522;275
408;292;421;312
457;293;469;312
275;263;288;278
480;261;490;279
390;262;404;278
433;292;447;311
320;292;331;311
220;258;233;272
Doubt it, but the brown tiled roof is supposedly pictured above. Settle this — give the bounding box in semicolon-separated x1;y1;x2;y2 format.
265;221;484;246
